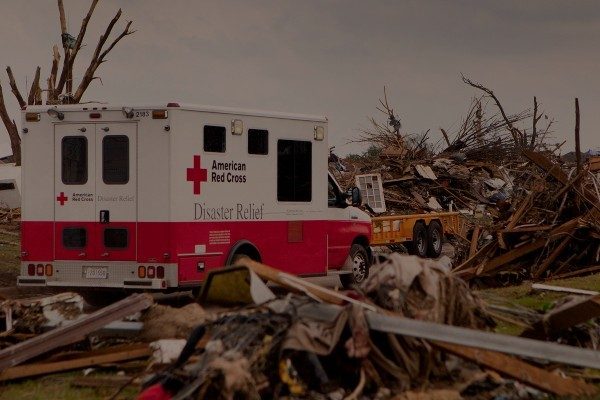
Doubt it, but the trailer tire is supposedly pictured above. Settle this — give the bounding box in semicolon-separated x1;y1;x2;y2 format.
340;244;370;289
427;220;443;258
411;222;428;258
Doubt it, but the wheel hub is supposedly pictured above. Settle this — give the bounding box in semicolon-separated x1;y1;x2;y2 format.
352;254;366;282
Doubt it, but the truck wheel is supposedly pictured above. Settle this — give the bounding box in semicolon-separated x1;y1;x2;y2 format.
427;221;443;258
411;222;428;258
340;244;370;289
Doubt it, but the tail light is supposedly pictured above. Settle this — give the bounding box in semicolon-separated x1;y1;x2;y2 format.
45;264;53;276
147;266;155;278
27;264;35;276
36;264;44;276
156;266;164;279
138;266;146;278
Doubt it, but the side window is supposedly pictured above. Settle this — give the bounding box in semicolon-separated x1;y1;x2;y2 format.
62;136;87;184
104;228;128;249
204;125;226;153
103;135;129;184
248;129;268;155
63;228;86;249
328;178;338;207
277;140;312;202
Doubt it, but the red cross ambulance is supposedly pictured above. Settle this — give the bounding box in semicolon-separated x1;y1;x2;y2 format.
18;103;372;297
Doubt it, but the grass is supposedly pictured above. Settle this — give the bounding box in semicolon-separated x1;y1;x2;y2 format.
0;372;139;400
478;273;600;335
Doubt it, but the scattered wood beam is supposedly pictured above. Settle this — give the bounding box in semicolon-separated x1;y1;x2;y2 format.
0;293;153;370
433;341;597;397
0;344;150;381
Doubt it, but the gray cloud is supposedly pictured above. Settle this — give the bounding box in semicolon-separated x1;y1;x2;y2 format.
1;0;599;156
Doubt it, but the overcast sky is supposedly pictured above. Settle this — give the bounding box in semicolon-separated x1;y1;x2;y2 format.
1;0;599;157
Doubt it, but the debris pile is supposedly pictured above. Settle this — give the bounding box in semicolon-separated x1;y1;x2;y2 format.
0;258;599;398
333;84;600;282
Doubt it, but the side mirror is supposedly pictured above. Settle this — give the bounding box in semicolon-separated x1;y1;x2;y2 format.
350;187;362;206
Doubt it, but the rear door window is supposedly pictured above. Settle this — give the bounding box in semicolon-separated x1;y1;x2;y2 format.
102;135;129;184
62;137;88;184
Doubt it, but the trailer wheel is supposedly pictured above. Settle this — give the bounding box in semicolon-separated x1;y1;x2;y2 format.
427;220;443;258
411;222;428;258
340;244;370;289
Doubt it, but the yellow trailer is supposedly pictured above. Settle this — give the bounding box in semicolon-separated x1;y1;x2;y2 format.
371;212;467;258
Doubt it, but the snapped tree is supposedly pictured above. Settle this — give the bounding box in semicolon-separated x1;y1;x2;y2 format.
0;0;134;166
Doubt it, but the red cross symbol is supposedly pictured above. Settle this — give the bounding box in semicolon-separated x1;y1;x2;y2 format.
56;192;68;206
187;155;208;195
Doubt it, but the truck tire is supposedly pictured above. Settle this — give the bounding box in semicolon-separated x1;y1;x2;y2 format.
427;220;443;258
411;222;428;258
340;244;370;289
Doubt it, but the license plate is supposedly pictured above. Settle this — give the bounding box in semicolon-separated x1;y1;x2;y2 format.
84;267;108;279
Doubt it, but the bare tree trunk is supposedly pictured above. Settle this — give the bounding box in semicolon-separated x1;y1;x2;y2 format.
28;66;42;105
0;83;21;165
1;0;134;163
575;98;581;173
6;67;26;109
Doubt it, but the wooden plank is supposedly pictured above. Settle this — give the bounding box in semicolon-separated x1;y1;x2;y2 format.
239;259;377;311
532;283;598;296
522;295;600;340
524;150;600;212
453;241;496;273
365;310;600;370
480;238;547;274
434;341;597;397
0;345;150;381
469;225;481;258
479;218;579;276
532;236;571;279
550;265;600;280
0;293;153;370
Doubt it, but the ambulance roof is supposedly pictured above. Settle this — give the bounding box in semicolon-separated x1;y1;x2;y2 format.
25;103;328;123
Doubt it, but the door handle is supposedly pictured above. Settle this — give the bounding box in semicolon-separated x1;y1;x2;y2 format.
78;252;86;257
99;210;110;223
101;252;109;257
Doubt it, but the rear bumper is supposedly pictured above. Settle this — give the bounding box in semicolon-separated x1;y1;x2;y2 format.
18;261;178;290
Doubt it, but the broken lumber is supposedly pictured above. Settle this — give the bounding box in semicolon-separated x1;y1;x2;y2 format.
522;294;600;339
433;341;597;397
365;310;600;370
0;293;153;370
531;283;598;296
0;344;150;381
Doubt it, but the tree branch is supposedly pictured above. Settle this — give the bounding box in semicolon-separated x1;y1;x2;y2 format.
0;81;21;165
28;66;42;105
74;18;134;102
461;74;524;146
56;0;99;95
5;67;26;109
47;45;61;104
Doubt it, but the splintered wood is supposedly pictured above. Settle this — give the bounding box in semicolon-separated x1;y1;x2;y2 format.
453;150;600;281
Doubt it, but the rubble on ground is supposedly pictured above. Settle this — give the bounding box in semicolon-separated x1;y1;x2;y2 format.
332;91;600;283
0;257;599;398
